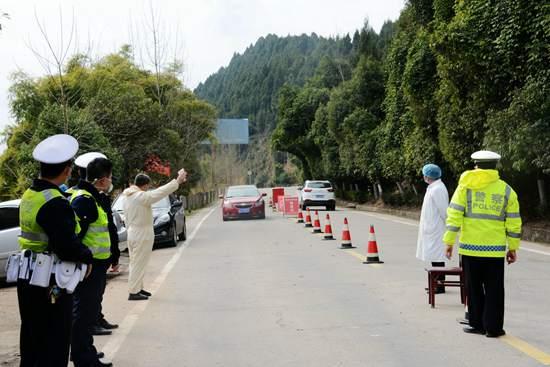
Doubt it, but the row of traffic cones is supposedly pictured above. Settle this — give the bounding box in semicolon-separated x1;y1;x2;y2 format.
296;208;383;264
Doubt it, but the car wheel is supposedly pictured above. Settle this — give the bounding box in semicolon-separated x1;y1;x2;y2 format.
302;203;307;210
223;216;228;221
178;219;187;241
169;222;178;247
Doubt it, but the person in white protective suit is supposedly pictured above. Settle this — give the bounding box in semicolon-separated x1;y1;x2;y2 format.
122;169;187;300
416;163;449;294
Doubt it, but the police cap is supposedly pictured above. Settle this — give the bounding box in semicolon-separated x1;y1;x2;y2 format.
471;150;501;162
75;152;107;168
32;134;79;164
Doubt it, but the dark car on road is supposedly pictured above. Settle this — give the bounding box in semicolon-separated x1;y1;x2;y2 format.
221;185;266;221
113;194;186;248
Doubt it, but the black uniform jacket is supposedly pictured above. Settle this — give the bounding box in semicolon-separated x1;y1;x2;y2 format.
70;180;120;265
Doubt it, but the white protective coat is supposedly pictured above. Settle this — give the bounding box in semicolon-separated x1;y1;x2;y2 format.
416;179;449;262
122;180;179;294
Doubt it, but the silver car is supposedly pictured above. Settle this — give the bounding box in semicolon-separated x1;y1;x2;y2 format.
0;199;20;280
0;199;127;280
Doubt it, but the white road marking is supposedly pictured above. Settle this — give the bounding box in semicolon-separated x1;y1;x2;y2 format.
350;208;550;256
351;209;419;227
520;246;550;257
102;205;218;360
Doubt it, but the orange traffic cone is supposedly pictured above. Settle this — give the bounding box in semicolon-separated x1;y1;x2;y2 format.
340;218;356;249
363;225;384;264
297;211;304;223
304;208;313;228
312;211;322;234
323;214;335;240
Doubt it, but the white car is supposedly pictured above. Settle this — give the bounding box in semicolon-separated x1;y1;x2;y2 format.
0;199;127;280
0;200;20;280
298;180;336;211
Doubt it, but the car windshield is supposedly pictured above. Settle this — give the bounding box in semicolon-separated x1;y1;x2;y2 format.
307;182;332;189
0;207;19;230
112;196;124;212
152;196;171;209
226;187;259;198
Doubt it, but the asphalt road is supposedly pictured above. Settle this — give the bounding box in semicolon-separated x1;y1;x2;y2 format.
1;193;550;366
110;196;550;366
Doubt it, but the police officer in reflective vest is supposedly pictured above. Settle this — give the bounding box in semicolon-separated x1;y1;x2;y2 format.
70;157;114;367
17;134;93;366
73;152;120;336
443;150;522;338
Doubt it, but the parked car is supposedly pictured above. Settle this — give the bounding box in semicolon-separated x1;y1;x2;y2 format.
112;194;186;248
0;198;128;280
221;185;266;221
298;180;336;211
0;200;20;280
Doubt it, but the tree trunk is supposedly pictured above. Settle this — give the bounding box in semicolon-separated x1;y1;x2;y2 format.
538;178;548;209
396;182;405;197
411;182;418;196
372;183;378;200
354;183;359;192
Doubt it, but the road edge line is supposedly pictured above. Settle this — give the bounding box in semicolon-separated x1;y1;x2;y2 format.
101;205;218;360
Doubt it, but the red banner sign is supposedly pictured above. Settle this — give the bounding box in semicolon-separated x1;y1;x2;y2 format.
283;196;299;216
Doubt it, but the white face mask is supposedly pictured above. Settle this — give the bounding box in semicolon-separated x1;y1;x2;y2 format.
103;183;114;194
93;177;113;194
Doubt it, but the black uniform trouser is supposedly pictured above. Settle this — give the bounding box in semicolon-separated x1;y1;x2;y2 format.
96;265;108;324
71;260;109;365
17;279;73;367
462;255;505;333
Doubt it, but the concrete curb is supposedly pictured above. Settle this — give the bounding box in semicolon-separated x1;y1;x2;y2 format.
337;199;550;245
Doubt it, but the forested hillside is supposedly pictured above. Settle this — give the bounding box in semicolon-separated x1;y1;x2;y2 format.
273;0;549;218
195;27;395;185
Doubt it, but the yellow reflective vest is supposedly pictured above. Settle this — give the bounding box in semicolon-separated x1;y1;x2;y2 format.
443;169;522;257
19;188;81;252
70;189;111;260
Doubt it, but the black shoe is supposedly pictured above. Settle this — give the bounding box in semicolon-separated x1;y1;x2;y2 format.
90;325;113;336
128;293;149;301
425;288;445;294
139;289;152;297
98;318;119;330
463;326;486;335
97;352;105;359
486;330;506;338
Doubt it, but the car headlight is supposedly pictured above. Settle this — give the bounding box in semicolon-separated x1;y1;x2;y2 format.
154;213;171;225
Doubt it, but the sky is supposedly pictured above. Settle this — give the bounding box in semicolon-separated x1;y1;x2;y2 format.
0;0;406;152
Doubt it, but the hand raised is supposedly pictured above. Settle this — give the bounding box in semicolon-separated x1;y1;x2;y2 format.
177;168;187;184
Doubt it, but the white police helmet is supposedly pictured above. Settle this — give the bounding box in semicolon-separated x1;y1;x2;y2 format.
471;150;501;162
32;134;79;164
75;152;107;168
